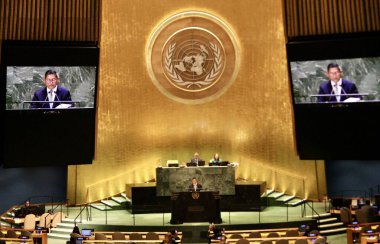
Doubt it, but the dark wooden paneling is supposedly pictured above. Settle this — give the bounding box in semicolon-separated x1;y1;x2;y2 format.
284;0;380;38
0;0;100;61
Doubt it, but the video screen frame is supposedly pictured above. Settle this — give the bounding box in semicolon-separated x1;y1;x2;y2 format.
0;41;100;167
286;33;380;160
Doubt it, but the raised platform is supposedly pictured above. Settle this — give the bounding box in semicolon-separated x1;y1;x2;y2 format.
125;181;267;214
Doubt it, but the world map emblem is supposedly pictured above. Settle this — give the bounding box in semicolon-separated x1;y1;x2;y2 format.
163;29;224;92
147;11;240;104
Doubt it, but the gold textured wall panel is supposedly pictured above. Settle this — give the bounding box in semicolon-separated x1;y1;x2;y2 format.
67;0;326;204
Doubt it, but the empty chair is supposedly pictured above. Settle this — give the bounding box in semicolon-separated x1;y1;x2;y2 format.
236;238;250;244
51;212;65;228
375;225;380;232
267;232;280;238
361;205;379;222
276;240;289;244
315;237;327;244
294;239;308;244
129;232;143;240
260;241;272;244
24;214;36;230
230;234;243;239
285;229;299;237
39;213;52;229
112;232;126;240
309;229;319;236
112;232;127;244
20;230;32;238
6;229;18;238
95;233;108;244
340;207;352;225
95;233;108;239
146;232;159;240
356;209;367;223
361;225;372;232
248;232;261;238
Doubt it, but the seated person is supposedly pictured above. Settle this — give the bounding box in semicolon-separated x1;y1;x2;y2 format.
69;226;84;244
161;229;180;244
189;152;204;166
209;153;222;165
15;200;41;218
188;177;202;192
208;224;225;244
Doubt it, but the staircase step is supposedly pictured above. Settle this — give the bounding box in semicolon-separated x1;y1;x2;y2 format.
318;217;338;223
47;233;70;240
111;196;127;204
90;203;107;211
0;222;11;228
269;192;285;199
305;212;331;218
56;222;75;228
276;195;296;202
319;222;344;229
101;199;120;207
319;227;347;235
266;189;275;196
51;227;73;234
286;199;306;207
121;193;132;202
62;218;77;223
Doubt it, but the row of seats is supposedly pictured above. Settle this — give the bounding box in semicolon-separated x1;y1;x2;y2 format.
24;211;64;229
94;232;163;240
340;206;379;225
72;231;181;243
210;226;326;244
0;229;32;238
222;237;326;244
226;229;301;239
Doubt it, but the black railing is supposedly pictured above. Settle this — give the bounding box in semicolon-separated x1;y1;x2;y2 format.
301;201;320;219
368;184;380;202
74;204;91;226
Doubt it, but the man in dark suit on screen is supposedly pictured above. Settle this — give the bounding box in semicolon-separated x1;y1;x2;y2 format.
188;177;202;192
30;70;72;109
318;63;361;103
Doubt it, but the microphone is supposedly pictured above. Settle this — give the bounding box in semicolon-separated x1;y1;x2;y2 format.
50;90;60;108
52;90;60;101
44;90;52;108
329;85;335;101
339;85;347;95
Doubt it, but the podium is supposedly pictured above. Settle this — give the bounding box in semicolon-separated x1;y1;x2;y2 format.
170;191;222;224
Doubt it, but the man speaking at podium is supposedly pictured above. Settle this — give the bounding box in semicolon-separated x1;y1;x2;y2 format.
188;177;202;192
30;70;72;109
317;63;361;103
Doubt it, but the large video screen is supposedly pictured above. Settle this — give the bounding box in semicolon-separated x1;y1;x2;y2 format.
287;34;380;160
6;66;96;110
0;41;99;167
290;58;380;104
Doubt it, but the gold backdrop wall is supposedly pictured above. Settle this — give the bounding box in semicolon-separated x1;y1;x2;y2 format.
67;0;326;204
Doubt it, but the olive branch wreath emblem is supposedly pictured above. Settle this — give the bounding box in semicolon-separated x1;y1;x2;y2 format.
164;42;223;88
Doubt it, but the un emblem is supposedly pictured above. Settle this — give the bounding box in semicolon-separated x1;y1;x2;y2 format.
191;191;200;200
146;11;240;104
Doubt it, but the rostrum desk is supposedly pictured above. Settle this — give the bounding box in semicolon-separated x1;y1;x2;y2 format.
170;191;222;224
